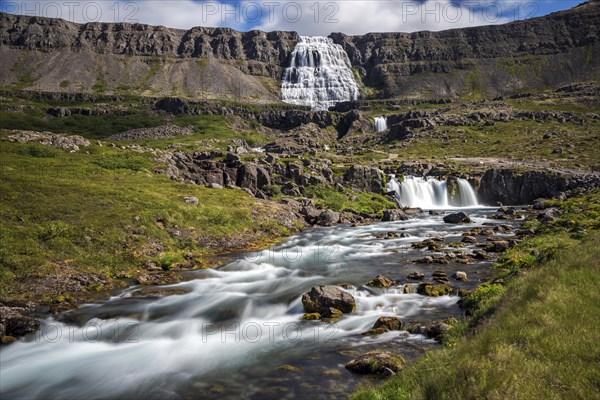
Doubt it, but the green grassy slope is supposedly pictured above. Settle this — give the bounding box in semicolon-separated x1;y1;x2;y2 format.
353;192;600;400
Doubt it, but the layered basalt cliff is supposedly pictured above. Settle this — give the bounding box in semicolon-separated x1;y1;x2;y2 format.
331;1;600;98
0;1;599;99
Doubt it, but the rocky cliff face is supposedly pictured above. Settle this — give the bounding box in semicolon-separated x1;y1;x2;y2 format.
1;1;599;99
331;1;600;98
0;13;298;69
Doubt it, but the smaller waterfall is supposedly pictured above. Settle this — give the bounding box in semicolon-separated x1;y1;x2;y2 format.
386;175;479;208
374;117;388;133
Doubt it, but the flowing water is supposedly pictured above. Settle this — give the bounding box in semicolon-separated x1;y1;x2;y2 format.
0;210;516;400
281;36;359;110
386;176;479;208
374;117;388;133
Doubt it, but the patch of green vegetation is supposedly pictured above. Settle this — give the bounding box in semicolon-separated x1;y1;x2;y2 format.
303;185;396;215
17;143;61;158
14;71;39;90
0;139;293;299
353;191;600;400
93;152;153;171
59;80;70;88
92;72;109;94
462;63;485;100
0;109;167;139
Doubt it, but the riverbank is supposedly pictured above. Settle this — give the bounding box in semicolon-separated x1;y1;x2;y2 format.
353;190;600;399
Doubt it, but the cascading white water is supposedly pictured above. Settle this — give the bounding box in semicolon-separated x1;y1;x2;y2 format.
386;175;479;208
281;36;359;110
374;116;388;132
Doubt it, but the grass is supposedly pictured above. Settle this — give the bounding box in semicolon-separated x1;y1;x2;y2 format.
0;137;295;299
353;191;600;400
388;118;600;170
302;185;397;215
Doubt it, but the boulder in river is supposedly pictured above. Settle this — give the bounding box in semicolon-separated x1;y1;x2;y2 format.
365;274;394;288
417;282;454;296
381;209;408;222
452;271;468;281
443;212;471;224
345;351;406;375
301;286;356;314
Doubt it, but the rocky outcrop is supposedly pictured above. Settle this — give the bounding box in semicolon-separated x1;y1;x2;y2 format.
331;1;600;98
106;124;193;141
0;12;298;71
343;165;384;193
1;2;598;99
5;130;90;151
478;169;600;205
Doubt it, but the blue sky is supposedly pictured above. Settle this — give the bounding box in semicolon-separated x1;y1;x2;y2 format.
0;0;587;35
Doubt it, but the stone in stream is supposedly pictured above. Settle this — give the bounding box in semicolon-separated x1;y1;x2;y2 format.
417;282;454;297
362;316;404;336
443;212;471;224
452;271;468;281
301;286;356;314
381;209;408;222
407;271;425;280
462;235;477;243
365;274;394;288
484;240;510;252
345;351;406;375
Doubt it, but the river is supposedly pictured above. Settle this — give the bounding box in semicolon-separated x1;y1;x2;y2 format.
0;208;517;399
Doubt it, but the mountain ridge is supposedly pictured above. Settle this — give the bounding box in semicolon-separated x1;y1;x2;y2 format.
1;1;598;100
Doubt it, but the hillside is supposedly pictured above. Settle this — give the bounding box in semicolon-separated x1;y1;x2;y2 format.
1;1;599;100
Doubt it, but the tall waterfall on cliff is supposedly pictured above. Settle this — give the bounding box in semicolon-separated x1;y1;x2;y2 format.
386;175;479;208
374;117;388;132
281;36;359;110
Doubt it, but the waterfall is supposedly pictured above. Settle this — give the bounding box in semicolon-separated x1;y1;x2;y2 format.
386;175;479;208
281;36;359;110
374;116;388;132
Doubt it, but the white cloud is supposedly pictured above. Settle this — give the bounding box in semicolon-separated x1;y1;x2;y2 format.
1;0;528;35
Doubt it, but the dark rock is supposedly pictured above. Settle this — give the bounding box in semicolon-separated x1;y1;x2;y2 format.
443;212;471;224
301;286;356;314
381;209;408;221
0;305;40;339
318;210;340;226
407;272;425;280
372;316;403;331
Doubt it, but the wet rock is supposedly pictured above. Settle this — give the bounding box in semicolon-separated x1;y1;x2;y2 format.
426;322;450;341
373;316;403;331
345;351;406;375
443;212;471;224
365;274;394;288
381;209;408;222
417;282;453;297
432;270;449;283
322;307;343;319
452;271;468;281
484;240;510;252
462;235;477;243
302;286;356;314
407;271;425;280
0;305;40;339
301;313;321;320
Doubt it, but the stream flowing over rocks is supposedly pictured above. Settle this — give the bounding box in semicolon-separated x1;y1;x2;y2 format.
1;208;523;399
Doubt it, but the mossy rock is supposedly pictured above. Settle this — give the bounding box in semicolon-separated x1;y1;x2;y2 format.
345;351;406;375
301;313;321;320
365;274;394;288
417;282;454;296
